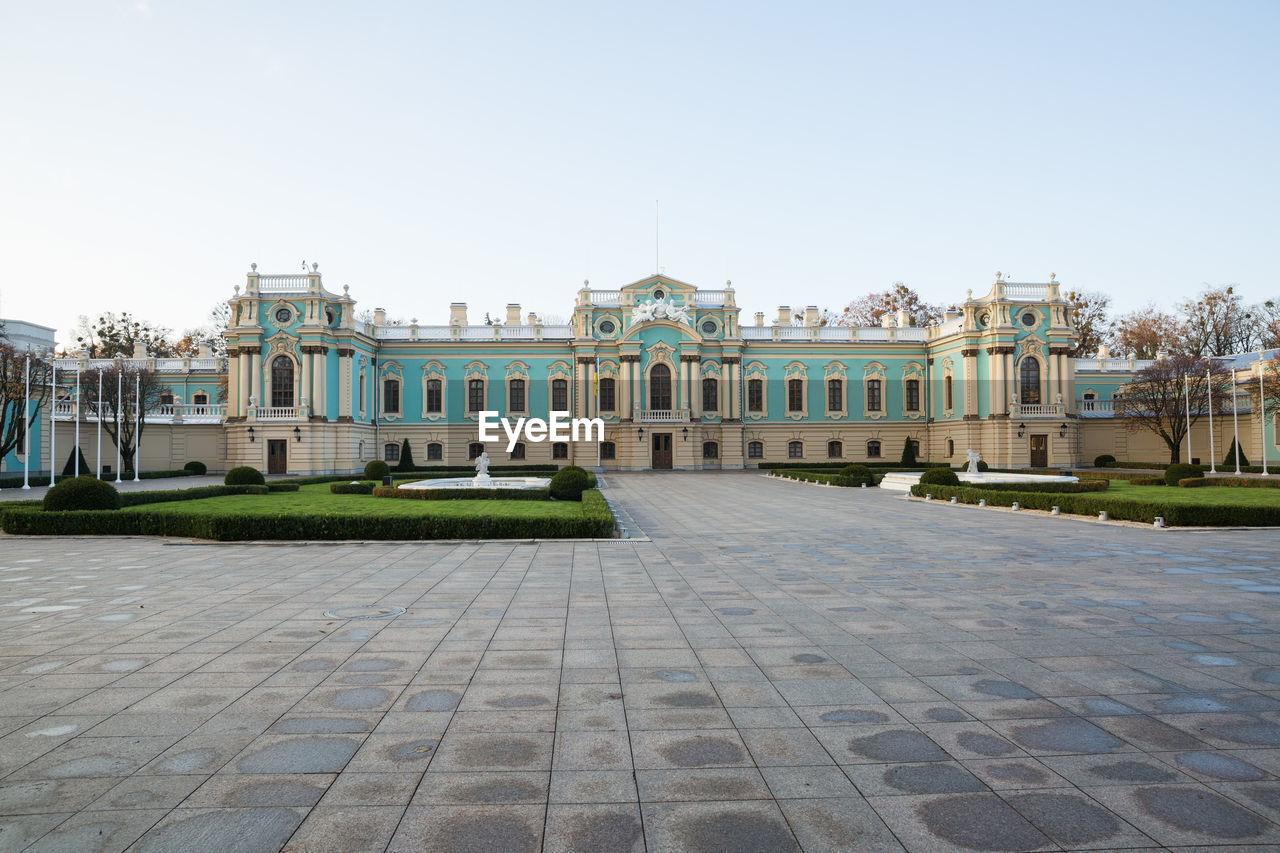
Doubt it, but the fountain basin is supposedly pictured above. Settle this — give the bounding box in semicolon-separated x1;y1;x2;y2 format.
399;477;551;491
879;471;1078;492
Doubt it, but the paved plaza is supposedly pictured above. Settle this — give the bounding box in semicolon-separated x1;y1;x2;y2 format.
3;471;1280;851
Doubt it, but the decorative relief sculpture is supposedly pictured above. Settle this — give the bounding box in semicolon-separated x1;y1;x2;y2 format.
630;295;691;325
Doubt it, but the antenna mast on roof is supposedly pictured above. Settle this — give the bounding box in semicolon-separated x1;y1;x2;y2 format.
655;200;659;275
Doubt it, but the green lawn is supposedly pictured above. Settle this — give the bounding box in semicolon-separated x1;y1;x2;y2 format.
121;482;581;520
1100;479;1280;507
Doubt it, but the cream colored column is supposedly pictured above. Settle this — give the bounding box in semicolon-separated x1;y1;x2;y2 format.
240;349;252;411
1047;350;1059;405
339;353;352;418
632;359;642;415
228;352;241;418
992;349;1006;415
679;358;690;412
1005;350;1015;413
691;362;703;419
588;362;598;418
250;351;262;408
721;362;731;418
963;350;978;416
730;361;740;419
314;349;327;418
620;359;632;418
300;350;313;414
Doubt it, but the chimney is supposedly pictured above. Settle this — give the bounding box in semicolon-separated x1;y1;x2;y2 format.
754;312;765;327
1097;344;1111;359
1155;349;1169;360
132;340;147;359
880;313;896;328
527;312;539;325
804;306;820;326
197;341;213;359
776;305;791;326
373;307;387;326
506;304;522;325
944;308;961;322
896;309;911;328
449;303;468;326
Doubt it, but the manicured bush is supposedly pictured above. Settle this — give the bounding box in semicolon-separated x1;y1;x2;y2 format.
1179;476;1280;489
373;486;551;501
1094;454;1116;468
1165;463;1205;486
757;462;949;470
550;468;589;501
183;461;208;475
60;447;92;476
1223;439;1250;468
225;466;266;486
395;439;416;472
330;482;374;495
1128;476;1166;486
976;459;989;472
959;479;1109;493
364;460;391;481
919;468;961;487
557;465;598;488
838;464;876;486
267;483;300;492
900;437;918;466
772;470;863;487
120;485;268;506
43;476;120;511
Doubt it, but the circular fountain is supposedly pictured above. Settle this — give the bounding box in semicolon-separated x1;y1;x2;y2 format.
878;449;1078;492
398;451;551;492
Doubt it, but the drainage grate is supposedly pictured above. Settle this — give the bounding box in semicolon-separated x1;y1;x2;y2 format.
322;605;407;620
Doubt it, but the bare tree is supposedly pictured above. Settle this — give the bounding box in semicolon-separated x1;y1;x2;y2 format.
74;312;178;358
838;283;943;327
1253;299;1280;351
1065;290;1112;357
1114;353;1230;463
75;364;164;473
1178;285;1255;356
1112;305;1179;358
0;340;53;463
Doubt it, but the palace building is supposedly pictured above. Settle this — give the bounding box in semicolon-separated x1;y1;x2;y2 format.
5;266;1277;477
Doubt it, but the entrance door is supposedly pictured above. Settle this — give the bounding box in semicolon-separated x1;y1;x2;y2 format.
268;439;288;475
651;433;672;469
1030;434;1047;468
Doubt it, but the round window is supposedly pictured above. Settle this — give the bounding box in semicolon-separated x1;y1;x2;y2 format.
977;312;989;327
653;289;665;300
701;320;717;334
274;307;292;324
598;320;616;334
1022;312;1036;326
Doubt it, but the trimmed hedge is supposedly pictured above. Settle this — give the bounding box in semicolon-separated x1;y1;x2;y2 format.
919;468;961;487
1128;476;1166;486
225;466;265;486
330;482;374;495
1179;477;1280;489
44;477;120;511
1104;461;1169;470
1165;463;1205;486
758;461;949;470
364;460;391;481
771;470;868;487
183;461;208;475
120;485;269;506
838;464;877;486
373;485;551;501
550;468;589;501
0;489;615;540
955;478;1109;494
267;483;300;492
908;483;1280;526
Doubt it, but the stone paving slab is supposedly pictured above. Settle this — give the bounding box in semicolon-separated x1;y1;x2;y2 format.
2;470;1280;849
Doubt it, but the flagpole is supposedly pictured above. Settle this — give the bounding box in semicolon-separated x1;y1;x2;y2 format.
22;356;30;489
1231;372;1241;475
115;365;122;483
49;361;56;486
1262;363;1270;477
133;372;141;482
1184;374;1192;464
1207;367;1217;474
74;365;81;477
96;369;103;479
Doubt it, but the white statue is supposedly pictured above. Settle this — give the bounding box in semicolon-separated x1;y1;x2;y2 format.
630;295;691;326
965;449;982;476
474;450;490;479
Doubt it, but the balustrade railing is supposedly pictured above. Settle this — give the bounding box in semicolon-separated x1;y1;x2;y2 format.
254;406;304;420
632;408;691;423
694;290;728;305
256;275;310;293
1077;399;1114;414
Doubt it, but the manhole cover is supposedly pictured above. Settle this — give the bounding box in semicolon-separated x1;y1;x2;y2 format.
322;605;407;621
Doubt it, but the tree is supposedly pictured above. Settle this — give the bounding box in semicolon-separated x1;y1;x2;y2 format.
1244;358;1280;418
791;308;841;326
1114;353;1230;463
1178;285;1255;356
899;436;917;465
61;446;91;476
395;438;416;471
74;312;176;358
1112;305;1179;358
1222;437;1249;468
839;283;943;327
1065;290;1112;357
0;339;53;465
1253;300;1280;351
75;365;163;473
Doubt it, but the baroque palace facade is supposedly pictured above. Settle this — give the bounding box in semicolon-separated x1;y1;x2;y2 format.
5;267;1277;476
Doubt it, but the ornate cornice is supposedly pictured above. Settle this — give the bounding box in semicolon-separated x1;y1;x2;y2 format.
960;348;978;358
722;356;741;365
680;354;700;363
620;354;641;363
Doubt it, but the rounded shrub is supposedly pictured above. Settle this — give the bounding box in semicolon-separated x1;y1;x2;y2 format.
976;459;989;472
549;468;589;501
364;460;391;481
183;460;207;475
224;466;265;486
44;476;120;512
918;467;961;487
1164;463;1205;486
1093;454;1116;468
838;464;876;486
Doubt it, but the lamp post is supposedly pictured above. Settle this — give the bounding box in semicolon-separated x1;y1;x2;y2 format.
1184;374;1192;464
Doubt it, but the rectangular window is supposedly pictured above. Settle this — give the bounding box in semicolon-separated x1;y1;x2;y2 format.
599;378;615;412
905;379;920;412
552;442;568;459
944;375;954;410
427;443;443;461
468;442;484;460
866;379;882;412
747;440;763;458
747;379;763;412
384;442;399;462
468;379;485;412
702;377;718;413
827;379;842;411
508;378;525;412
383;379;400;414
702;441;718;459
426;379;443;413
787;379;803;412
600;441;616;460
552;378;568;412
788;440;803;458
510;442;526;460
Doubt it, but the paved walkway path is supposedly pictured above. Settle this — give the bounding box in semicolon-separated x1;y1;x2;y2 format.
2;471;1280;850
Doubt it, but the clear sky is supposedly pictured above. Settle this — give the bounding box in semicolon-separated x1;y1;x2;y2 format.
2;1;1276;345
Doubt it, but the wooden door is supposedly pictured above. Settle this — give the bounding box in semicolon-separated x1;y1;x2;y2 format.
652;433;672;469
1030;434;1047;468
268;439;288;475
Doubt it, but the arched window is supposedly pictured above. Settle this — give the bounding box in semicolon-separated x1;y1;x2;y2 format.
944;375;954;410
702;441;718;459
468;379;485;412
599;378;615;412
271;356;294;408
827;379;842;411
467;442;484;460
946;438;955;457
747;441;764;459
702;377;718;413
866;440;881;458
649;364;671;410
358;370;365;414
383;379;400;414
1020;358;1041;404
910;439;921;458
552;442;568;459
827;440;842;458
510;442;526;460
787;379;803;412
426;379;443;413
384;442;400;462
866;379;882;412
788;440;803;459
508;378;525;412
905;379;920;412
427;442;443;461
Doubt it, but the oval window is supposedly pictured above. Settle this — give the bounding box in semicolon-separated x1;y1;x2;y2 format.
598;320;616;334
274;307;292;324
701;320;717;334
1022;312;1036;326
653;289;665;300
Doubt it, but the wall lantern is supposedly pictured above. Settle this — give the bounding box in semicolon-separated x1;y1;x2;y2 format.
293;426;302;442
1017;422;1026;438
682;427;689;441
1058;422;1068;438
638;427;645;439
247;426;255;443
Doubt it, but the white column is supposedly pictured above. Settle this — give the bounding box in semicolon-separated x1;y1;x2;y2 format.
691;362;703;419
250;351;262;408
228;351;240;418
620;358;633;418
314;349;327;418
300;349;313;414
679;358;690;412
588;362;598;418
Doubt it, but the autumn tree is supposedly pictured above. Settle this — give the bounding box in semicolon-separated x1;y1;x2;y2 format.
1178;285;1256;357
74;312;177;358
1114;353;1230;463
74;364;164;474
1112;305;1179;358
839;283;943;327
1064;290;1112;357
0;336;53;464
1253;299;1280;351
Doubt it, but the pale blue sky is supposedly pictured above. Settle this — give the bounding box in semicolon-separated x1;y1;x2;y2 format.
1;1;1276;344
